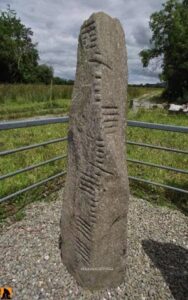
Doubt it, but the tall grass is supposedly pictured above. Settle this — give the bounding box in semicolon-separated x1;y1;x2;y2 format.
0;84;72;103
0;84;162;120
128;86;161;99
0;84;161;104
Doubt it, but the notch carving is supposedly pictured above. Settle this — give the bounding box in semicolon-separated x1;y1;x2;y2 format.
81;173;100;187
89;161;113;176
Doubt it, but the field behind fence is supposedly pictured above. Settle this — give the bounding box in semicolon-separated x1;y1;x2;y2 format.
0;84;162;120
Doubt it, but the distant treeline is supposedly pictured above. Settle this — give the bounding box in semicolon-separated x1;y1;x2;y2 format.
129;83;166;88
53;77;74;85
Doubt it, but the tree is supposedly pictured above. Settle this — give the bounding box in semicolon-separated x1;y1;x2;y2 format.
36;64;53;84
0;6;39;83
140;0;188;102
53;77;74;85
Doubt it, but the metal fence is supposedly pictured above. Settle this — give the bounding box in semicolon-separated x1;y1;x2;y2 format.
0;116;188;204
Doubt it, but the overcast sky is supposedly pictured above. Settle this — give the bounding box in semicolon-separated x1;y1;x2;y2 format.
0;0;165;83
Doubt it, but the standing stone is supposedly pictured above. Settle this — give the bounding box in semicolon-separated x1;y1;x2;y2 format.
59;12;129;290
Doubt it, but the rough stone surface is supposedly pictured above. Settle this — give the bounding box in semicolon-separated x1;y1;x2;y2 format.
59;12;129;290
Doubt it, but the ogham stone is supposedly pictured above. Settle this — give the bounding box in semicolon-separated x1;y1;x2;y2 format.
59;12;129;290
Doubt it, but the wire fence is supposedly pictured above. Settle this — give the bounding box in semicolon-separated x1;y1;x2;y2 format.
0;116;188;204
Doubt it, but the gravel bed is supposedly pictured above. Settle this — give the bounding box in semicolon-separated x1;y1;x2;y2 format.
0;193;187;300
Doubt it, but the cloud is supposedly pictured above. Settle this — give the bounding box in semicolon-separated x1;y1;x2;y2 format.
0;0;165;83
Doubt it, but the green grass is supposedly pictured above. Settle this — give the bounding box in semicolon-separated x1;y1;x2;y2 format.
127;86;162;100
0;84;73;103
0;98;71;120
0;123;68;222
0;84;72;120
127;109;188;214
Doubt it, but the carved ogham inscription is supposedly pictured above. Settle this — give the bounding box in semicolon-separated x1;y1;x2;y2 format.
89;53;112;70
77;164;101;265
81;19;97;50
76;216;92;242
95;139;105;165
60;12;129;290
93;71;102;102
102;106;119;134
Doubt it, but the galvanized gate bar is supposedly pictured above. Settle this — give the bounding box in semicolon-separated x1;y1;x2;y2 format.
0;171;67;204
0;116;69;130
127;158;188;174
127;120;188;133
0;155;67;180
127;141;188;155
0;137;68;157
128;176;188;194
1;117;188;133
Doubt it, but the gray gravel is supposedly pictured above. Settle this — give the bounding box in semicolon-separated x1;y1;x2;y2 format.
1;192;188;300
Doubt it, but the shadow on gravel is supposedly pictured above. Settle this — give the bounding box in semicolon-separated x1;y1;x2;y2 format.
142;240;188;300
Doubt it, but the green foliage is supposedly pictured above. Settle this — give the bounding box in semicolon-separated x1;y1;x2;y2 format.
140;0;188;101
53;77;74;85
36;65;53;84
0;6;53;84
0;6;39;83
